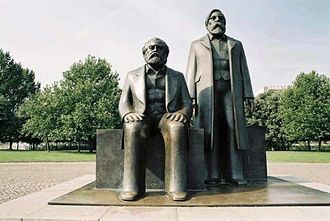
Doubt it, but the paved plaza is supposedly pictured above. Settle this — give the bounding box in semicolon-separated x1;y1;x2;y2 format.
0;162;95;204
0;174;329;221
1;162;330;205
0;162;330;220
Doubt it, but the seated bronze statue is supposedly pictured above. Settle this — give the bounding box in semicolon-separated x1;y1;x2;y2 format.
119;37;192;201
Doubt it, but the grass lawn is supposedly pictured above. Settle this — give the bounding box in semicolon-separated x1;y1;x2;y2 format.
267;151;330;163
0;150;95;162
1;150;329;163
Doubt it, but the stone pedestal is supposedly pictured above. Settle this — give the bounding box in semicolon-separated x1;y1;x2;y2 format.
243;125;267;181
96;125;267;191
96;128;205;190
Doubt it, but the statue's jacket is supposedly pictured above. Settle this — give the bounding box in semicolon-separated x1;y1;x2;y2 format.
119;65;192;122
185;34;254;150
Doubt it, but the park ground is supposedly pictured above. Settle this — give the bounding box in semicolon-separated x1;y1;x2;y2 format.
0;150;329;204
0;150;329;163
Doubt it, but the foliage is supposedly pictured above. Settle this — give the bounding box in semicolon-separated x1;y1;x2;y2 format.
20;55;121;149
280;71;330;145
0;49;40;148
246;90;291;150
19;85;62;148
58;55;121;143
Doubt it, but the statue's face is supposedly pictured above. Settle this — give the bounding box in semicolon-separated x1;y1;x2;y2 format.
207;11;226;36
143;40;168;66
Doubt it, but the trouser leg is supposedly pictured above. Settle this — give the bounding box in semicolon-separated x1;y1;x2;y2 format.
222;88;244;181
122;120;149;193
205;101;222;182
159;116;187;193
208;79;229;183
213;79;244;182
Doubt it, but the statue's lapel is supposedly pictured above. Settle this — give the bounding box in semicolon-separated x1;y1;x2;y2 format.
227;36;237;52
134;66;146;105
199;35;211;50
166;68;178;107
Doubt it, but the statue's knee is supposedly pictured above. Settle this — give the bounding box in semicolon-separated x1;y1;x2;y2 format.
123;121;149;139
123;121;144;133
164;120;186;132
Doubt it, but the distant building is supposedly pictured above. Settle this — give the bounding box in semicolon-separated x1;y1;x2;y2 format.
256;85;289;95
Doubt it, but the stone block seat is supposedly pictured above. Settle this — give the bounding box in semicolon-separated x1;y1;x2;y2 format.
96;125;266;191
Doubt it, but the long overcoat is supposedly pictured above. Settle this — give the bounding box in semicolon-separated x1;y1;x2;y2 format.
185;35;254;150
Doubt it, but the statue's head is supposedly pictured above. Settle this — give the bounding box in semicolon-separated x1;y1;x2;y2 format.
205;9;226;37
142;37;169;68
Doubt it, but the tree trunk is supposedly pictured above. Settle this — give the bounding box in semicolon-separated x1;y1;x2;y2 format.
89;138;95;153
307;140;311;151
16;142;19;150
45;137;50;152
9;141;12;150
78;141;81;153
89;140;93;153
318;139;322;152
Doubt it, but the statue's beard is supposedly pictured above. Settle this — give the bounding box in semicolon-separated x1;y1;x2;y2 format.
145;53;167;66
209;22;226;35
148;57;162;64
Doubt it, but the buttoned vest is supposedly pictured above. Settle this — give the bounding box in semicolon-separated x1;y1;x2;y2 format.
211;38;230;81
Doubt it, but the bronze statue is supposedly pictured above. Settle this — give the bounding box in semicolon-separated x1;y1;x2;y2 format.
185;9;254;185
119;37;192;201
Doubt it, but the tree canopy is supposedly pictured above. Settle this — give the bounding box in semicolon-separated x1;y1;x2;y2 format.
246;90;290;150
0;49;40;148
20;55;121;150
247;71;329;150
280;71;330;146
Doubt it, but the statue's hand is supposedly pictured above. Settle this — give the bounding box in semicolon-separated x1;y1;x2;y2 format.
165;113;187;123
245;98;254;113
192;98;197;110
124;113;145;123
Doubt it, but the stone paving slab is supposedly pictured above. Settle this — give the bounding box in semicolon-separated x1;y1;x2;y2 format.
0;175;96;221
0;175;330;221
177;206;330;221
24;205;109;221
100;207;178;221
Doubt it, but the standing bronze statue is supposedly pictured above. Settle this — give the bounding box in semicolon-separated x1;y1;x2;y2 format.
185;9;254;185
119;37;192;201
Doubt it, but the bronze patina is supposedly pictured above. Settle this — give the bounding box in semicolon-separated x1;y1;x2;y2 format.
185;9;254;186
119;37;192;201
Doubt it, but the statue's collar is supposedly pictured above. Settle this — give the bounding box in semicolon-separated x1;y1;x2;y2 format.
207;33;227;42
200;34;236;50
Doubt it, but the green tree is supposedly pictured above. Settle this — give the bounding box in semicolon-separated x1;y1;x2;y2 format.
0;49;40;149
20;55;121;151
246;90;291;150
19;85;62;151
59;55;121;151
280;71;330;150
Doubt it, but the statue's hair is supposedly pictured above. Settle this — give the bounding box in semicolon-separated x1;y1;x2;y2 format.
205;9;226;26
142;37;169;56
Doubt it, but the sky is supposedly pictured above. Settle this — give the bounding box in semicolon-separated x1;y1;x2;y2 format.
1;0;329;93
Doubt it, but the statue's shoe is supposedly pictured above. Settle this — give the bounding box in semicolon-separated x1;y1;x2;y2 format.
204;178;221;186
167;192;188;201
119;191;140;201
228;179;247;186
